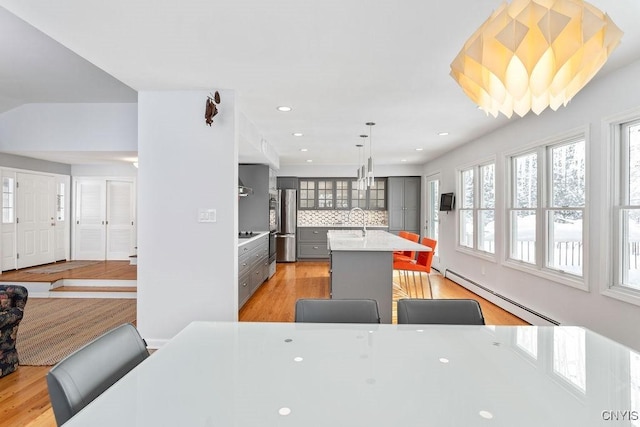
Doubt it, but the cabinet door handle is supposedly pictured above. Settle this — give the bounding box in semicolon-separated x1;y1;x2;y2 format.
242;282;247;287
313;246;319;249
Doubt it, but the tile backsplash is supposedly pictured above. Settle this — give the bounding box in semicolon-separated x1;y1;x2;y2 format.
298;210;388;226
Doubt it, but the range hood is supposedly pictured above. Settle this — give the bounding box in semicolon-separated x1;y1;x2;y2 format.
238;178;253;197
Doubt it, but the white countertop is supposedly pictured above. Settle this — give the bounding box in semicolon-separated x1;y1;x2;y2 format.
327;229;430;252
238;231;269;247
64;321;636;427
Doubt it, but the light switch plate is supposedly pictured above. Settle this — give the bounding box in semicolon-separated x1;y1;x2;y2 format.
198;209;217;223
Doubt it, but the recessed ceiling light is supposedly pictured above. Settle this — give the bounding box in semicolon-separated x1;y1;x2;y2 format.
479;410;493;420
300;148;308;152
438;132;449;136
415;148;424;151
277;106;292;112
306;159;313;163
292;132;303;137
401;159;407;162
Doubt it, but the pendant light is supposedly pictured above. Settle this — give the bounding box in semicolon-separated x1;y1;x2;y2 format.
366;122;375;188
450;0;622;118
356;142;364;191
359;135;368;191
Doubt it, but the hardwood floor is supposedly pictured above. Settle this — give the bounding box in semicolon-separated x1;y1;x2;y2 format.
241;261;528;325
0;260;525;427
0;261;137;283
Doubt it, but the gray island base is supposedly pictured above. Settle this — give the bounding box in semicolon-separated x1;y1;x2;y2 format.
328;230;430;323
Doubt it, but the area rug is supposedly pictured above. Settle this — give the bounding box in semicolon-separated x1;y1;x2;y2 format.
23;261;101;274
16;298;136;366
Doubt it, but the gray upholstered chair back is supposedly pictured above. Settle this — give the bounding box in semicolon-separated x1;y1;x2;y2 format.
397;299;485;325
46;323;149;426
295;298;381;323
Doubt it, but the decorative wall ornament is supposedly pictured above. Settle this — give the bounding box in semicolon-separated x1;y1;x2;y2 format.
450;0;623;118
205;91;221;126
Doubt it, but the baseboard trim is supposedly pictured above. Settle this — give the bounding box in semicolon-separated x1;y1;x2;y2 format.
444;269;559;326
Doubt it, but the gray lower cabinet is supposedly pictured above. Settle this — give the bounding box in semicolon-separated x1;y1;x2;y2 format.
238;234;269;308
297;227;331;259
388;177;421;235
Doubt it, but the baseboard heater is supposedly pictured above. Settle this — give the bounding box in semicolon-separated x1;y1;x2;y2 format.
443;269;559;326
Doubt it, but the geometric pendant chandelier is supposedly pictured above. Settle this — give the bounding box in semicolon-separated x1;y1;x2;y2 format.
450;0;623;118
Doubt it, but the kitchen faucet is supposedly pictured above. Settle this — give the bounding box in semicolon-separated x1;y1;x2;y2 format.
349;207;367;236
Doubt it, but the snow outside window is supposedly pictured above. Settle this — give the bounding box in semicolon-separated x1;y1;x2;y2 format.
507;137;586;280
458;162;495;255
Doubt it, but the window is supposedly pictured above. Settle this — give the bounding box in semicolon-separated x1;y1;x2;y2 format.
458;162;495;254
2;177;14;224
616;120;640;290
507;136;586;281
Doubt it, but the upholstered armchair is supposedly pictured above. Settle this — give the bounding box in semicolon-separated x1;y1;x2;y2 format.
0;285;28;377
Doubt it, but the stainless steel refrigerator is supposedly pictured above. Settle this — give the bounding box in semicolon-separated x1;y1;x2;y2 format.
276;189;297;262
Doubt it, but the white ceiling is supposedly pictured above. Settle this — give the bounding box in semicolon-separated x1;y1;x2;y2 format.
1;1;640;167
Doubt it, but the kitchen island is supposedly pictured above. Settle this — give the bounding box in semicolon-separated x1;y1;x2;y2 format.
327;229;430;323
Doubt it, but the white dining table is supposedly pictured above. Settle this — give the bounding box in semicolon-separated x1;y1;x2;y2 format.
64;321;639;426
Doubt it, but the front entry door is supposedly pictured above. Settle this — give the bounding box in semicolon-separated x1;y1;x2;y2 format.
16;172;55;269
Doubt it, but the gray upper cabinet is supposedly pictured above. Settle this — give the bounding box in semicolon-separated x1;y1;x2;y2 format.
388;177;421;235
297;178;385;210
239;164;270;231
277;177;298;190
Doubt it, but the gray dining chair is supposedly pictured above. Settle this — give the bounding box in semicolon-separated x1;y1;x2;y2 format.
397;299;485;325
46;323;149;426
295;298;381;323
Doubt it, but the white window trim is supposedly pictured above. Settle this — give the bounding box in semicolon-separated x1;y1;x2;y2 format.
602;107;640;307
455;156;497;261
502;127;589;292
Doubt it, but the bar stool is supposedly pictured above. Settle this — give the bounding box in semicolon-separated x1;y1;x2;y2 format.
393;237;437;298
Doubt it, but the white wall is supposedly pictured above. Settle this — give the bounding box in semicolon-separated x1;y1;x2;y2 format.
278;163;424;177
424;59;640;350
71;163;138;177
137;90;237;347
0;103;137;151
0;152;71;175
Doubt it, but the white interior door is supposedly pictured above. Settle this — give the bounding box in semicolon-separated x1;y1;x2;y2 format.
16;172;55;269
73;178;135;261
106;180;135;260
74;179;107;260
425;174;441;269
